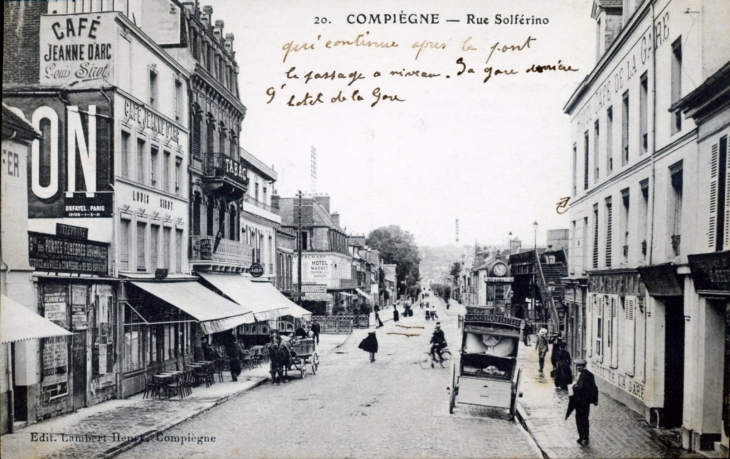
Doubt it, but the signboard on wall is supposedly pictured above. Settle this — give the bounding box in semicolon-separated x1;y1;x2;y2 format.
4;94;113;218
40;13;114;87
302;284;327;301
29;231;109;275
306;258;330;280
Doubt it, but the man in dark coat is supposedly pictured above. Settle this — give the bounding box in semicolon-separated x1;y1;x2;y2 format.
225;337;242;382
359;331;378;362
393;306;400;322
566;359;599;445
554;342;573;390
267;332;291;384
311;322;321;344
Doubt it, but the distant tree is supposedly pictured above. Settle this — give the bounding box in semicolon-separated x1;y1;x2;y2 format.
449;261;462;278
367;225;421;295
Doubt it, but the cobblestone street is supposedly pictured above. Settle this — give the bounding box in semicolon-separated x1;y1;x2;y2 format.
119;298;541;459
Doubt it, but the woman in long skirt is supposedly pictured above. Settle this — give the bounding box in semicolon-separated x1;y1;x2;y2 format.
358;331;378;362
393;306;400;322
554;342;574;390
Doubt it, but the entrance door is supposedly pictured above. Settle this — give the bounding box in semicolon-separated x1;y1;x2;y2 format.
663;297;685;427
72;332;87;410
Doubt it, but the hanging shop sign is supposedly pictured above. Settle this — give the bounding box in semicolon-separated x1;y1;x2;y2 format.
29;231;109;275
5;94;113;218
688;251;730;294
249;263;265;278
40;13;115;87
301;284;327;301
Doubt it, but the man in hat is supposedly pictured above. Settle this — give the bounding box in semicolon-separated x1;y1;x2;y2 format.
535;328;550;372
566;359;599;445
430;322;447;367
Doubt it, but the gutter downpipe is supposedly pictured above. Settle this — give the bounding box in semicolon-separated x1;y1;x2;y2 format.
648;0;658;427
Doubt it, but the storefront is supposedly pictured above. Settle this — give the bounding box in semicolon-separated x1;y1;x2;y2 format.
120;280;253;397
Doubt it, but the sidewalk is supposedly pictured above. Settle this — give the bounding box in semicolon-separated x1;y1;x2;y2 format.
515;340;703;459
1;333;350;459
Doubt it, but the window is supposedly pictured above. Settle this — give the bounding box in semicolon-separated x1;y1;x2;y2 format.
635;296;646;382
263;186;267;205
218;200;226;239
668;161;683;256
137;139;146;184
193;115;202;158
610;296;619;368
174;79;182;122
149;68;158;109
596;295;603;359
163;151;171;192
622;90;630;165
584;131;590;190
583;217;589;273
206;200;214;236
300;231;309;251
175;158;182;195
229;207;237;241
639;179;649;260
605;197;612;268
150;146;159;188
163;227;171;270
622;296;636;376
121;131;131;178
255;182;259;201
192;193;201;236
207;121;216;155
621;188;630;263
120;218;131;270
671;37;682;135
710;137;730;251
176;229;183;273
151;224;159;271
572;143;578;196
607;107;613;175
593;204;599;269
594;121;600;182
640;72;648;153
137;222;146;272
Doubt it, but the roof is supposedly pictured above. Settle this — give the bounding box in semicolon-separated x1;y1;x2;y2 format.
278;197;344;232
1;295;73;343
239;146;277;181
2;104;41;143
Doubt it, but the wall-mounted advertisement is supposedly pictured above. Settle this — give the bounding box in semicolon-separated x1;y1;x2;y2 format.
40;13;114;87
302;284;327;301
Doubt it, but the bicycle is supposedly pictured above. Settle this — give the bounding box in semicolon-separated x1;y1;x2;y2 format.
419;347;452;369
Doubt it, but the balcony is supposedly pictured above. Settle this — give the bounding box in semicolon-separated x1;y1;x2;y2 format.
190;235;253;269
242;194;281;224
244;194;276;213
202;153;249;199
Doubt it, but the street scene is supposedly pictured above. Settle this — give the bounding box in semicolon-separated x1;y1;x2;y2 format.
2;0;730;458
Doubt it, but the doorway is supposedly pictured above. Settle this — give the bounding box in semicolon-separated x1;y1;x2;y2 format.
663;297;685;427
72;332;87;410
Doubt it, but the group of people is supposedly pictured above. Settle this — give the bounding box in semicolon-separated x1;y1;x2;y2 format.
534;328;599;446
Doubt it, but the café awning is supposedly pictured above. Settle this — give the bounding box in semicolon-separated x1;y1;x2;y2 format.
355;288;373;300
198;273;290;321
1;295;73;343
130;281;254;334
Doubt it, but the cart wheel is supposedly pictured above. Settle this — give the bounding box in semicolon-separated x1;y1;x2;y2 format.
311;353;319;375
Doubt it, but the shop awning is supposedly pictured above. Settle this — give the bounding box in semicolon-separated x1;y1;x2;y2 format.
130;281;254;334
356;288;373;300
198;273;290;321
1;295;73;343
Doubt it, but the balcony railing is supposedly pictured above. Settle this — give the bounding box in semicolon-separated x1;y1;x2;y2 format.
202;153;249;198
190;235;253;267
244;194;276;213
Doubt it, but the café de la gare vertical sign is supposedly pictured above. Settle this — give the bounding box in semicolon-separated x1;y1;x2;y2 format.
41;13;114;87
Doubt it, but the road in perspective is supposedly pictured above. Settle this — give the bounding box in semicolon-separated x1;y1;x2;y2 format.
119;297;541;459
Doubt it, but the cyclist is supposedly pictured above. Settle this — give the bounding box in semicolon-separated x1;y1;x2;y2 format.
430;322;447;366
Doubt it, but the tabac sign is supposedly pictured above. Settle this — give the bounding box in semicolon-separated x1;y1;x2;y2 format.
40;13;114;87
6;94;113;218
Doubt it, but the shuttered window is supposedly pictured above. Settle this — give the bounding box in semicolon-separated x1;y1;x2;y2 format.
176;229;183;273
193;116;202;157
636;296;646;382
584;131;590;190
163;227;172;270
606;197;613;268
587;295;594;357
623;296;636;376
593;205;599;269
711;136;729;251
610;296;619;368
151;225;159;271
137;139;145;184
596;295;603;361
136;222;146;272
120;218;130;270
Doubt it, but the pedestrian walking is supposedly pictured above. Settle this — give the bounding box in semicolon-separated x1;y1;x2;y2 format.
554;342;573;390
535;328;549;372
393;306;400;322
311;321;321;344
566;359;599;445
225;336;242;382
550;335;561;376
358;331;378;362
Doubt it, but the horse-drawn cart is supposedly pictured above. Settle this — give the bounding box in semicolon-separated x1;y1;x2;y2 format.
288;338;319;379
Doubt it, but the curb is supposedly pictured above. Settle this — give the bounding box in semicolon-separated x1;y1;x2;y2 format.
95;377;268;459
514;402;558;459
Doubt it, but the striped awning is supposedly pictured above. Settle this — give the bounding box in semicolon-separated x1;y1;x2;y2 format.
130;281;254;334
1;295;72;343
355;288;373;300
198;273;289;321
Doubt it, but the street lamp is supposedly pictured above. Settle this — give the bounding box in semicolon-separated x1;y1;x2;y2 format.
533;221;538;249
532;221;538;322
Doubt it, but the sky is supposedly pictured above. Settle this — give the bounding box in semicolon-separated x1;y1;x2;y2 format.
213;0;596;247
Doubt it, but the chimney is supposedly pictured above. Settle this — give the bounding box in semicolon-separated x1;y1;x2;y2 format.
224;33;234;54
592;1;623;61
271;194;280;211
331;212;340;227
201;5;213;28
314;195;330;214
510;237;522;254
214;20;224;41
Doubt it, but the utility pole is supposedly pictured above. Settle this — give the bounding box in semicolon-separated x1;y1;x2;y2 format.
297;190;303;306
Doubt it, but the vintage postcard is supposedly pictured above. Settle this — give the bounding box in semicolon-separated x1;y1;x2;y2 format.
2;0;729;458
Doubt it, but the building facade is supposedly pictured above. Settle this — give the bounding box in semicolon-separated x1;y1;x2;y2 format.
564;0;729;453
